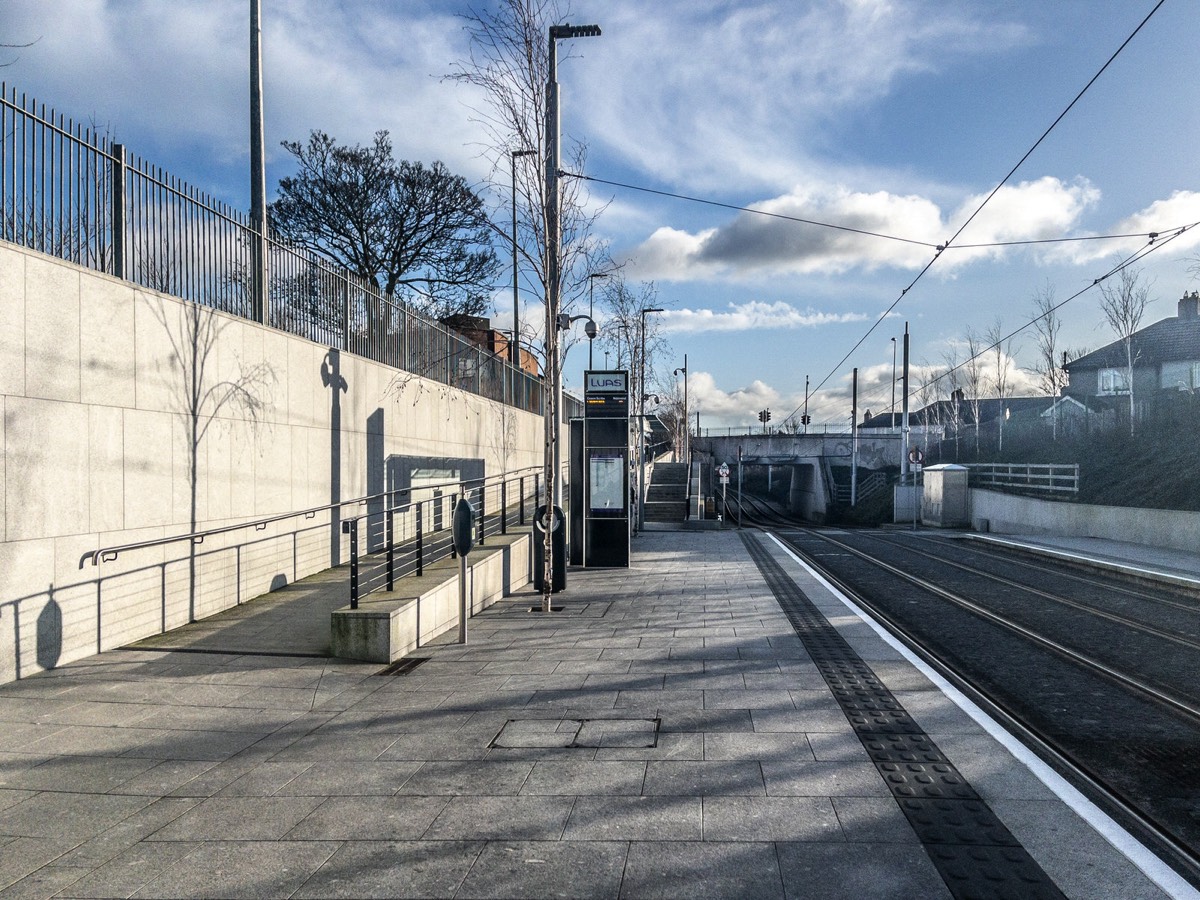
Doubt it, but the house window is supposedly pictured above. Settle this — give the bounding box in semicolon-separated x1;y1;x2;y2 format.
1098;368;1129;395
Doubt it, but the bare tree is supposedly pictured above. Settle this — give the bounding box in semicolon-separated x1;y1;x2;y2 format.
270;131;499;322
1098;267;1151;436
145;293;274;622
595;275;668;405
985;317;1014;454
447;0;610;356
963;329;986;454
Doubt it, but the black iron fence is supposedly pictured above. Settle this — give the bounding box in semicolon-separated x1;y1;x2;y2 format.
341;468;541;608
1;82;546;414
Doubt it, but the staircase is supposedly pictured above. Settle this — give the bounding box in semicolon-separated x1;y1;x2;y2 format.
644;462;689;523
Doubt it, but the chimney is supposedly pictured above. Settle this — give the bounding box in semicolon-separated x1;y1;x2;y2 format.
1179;291;1200;320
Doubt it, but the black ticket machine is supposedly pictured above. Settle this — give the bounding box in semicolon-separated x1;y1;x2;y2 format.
576;370;630;567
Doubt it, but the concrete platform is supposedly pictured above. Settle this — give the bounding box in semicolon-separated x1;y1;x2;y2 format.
0;530;1188;899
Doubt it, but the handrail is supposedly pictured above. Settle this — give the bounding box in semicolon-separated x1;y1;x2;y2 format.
339;466;542;609
78;465;541;569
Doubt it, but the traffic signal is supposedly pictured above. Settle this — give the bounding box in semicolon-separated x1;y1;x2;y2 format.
801;414;811;424
757;408;771;423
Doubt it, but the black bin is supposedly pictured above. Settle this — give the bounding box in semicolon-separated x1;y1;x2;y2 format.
532;505;566;592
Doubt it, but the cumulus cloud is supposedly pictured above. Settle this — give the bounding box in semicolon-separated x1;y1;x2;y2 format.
663;301;869;334
627;178;1103;281
1045;190;1200;266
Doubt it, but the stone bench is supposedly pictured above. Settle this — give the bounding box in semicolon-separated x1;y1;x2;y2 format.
330;532;531;663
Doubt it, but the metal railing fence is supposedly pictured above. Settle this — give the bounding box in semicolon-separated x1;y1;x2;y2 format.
341;468;541;609
964;463;1079;495
1;82;546;415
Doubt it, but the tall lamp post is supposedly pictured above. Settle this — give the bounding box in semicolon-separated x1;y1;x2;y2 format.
673;355;688;462
638;306;664;531
542;21;600;611
890;336;898;432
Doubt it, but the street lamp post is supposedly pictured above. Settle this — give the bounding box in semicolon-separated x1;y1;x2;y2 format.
542;22;600;611
673;355;688;462
890;337;898;432
638;306;664;531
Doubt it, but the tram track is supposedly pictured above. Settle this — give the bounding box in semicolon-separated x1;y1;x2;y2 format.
771;525;1200;889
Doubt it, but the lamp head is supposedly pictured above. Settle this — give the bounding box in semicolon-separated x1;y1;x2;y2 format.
551;23;602;39
585;320;598;340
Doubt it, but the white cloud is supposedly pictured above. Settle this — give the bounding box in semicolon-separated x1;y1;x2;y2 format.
626;178;1099;281
663;301;869;334
1045;190;1200;266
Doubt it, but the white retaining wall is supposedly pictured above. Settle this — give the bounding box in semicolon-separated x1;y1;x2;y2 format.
970;488;1200;552
0;243;542;683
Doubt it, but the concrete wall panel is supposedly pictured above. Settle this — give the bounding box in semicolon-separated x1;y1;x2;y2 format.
0;247;25;396
81;276;136;407
88;405;125;534
24;255;81;403
6;397;90;541
970;489;1200;553
1;244;544;683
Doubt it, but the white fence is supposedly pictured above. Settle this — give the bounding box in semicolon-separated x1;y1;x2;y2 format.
965;463;1079;495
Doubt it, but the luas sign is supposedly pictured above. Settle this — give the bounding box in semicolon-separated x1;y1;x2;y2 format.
586;372;627;393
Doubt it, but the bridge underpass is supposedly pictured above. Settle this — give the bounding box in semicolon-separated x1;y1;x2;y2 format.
694;432;903;521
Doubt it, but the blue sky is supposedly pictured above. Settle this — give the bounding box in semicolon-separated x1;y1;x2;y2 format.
6;0;1200;428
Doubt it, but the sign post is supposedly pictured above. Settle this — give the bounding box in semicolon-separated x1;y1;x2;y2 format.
717;462;730;522
452;497;475;643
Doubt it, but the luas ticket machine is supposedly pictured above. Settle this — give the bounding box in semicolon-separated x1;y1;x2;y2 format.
578;370;630;567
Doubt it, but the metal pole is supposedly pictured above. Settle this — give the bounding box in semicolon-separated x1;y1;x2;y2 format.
901;323;911;482
249;0;269;327
541;34;560;611
511;151;521;368
803;375;809;434
890;337;897;432
682;353;688;462
851;367;858;507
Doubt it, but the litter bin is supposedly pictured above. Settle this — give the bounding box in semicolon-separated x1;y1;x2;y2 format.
532;504;566;592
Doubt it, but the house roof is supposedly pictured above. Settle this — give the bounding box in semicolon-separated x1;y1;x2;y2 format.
1066;295;1200;371
861;396;1055;428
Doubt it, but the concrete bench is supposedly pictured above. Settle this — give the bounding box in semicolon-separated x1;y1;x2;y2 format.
330;533;531;663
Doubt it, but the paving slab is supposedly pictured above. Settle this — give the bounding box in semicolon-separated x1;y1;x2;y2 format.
0;529;1183;898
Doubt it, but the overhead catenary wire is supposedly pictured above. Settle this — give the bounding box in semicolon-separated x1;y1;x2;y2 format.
846;221;1198;418
778;0;1168;425
564;171;1163;253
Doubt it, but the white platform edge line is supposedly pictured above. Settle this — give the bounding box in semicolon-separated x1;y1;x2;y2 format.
972;535;1200;590
765;531;1199;900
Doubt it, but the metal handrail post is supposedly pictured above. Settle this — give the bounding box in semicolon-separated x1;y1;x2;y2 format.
519;476;526;525
415;503;424;576
478;487;486;546
345;520;359;609
501;479;508;534
385;508;395;592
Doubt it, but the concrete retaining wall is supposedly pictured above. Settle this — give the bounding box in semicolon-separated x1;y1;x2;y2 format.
331;533;530;663
0;243;542;683
970;489;1200;552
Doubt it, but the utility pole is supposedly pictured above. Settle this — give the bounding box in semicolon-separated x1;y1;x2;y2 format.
851;367;858;507
249;0;268;327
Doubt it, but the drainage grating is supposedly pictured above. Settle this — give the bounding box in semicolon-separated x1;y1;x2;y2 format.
375;657;430;677
490;717;660;749
742;534;1065;900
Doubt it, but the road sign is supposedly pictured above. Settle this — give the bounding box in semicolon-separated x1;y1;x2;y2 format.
717;462;730;477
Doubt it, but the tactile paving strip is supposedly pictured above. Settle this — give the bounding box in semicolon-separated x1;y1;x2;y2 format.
742;533;1065;900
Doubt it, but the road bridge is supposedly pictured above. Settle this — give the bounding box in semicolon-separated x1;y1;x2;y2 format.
694;432;903;520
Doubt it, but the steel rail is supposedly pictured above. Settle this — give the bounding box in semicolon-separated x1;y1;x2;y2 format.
864;533;1200;653
777;529;1200;890
933;533;1200;614
801;529;1200;725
